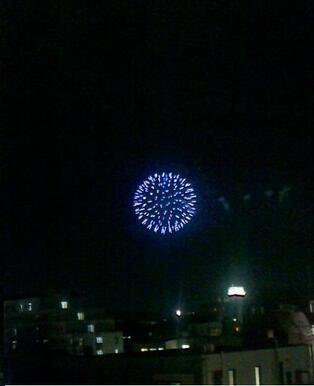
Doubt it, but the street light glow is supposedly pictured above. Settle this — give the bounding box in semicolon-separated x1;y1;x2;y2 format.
175;309;182;317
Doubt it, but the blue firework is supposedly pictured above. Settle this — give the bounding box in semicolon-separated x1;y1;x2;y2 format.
133;172;197;234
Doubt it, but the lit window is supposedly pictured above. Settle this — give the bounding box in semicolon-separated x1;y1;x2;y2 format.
77;312;84;320
228;369;237;385
175;309;182;317
96;336;103;343
43;339;48;343
27;302;32;311
149;348;157;351
96;350;103;355
19;304;24;312
233;318;237;322
141;348;148;352
235;326;240;332
13;328;17;336
182;344;190;349
158;347;164;351
114;349;119;354
309;300;314;313
255;366;261;385
312;325;314;335
12;340;17;350
61;301;68;309
210;328;222;336
87;324;95;333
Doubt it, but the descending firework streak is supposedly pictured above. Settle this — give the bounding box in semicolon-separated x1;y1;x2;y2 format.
133;172;197;234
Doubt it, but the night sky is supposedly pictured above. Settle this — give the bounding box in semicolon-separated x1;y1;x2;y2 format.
5;1;313;312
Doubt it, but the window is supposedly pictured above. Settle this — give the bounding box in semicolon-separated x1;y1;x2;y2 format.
87;324;94;333
210;328;222;336
13;328;17;336
141;348;148;352
278;362;284;385
19;304;24;312
213;370;223;385
96;350;103;355
286;371;292;385
27;302;32;311
295;370;310;384
96;336;103;343
114;349;119;354
228;369;237;385
309;300;314;313
61;301;68;309
12;340;17;350
77;312;84;320
312;325;314;335
181;344;190;349
254;366;261;385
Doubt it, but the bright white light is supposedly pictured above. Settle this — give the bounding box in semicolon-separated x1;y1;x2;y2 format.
149;348;157;351
228;286;246;297
182;344;190;349
175;309;182;317
115;349;119;354
88;324;95;333
96;336;103;343
61;301;68;309
96;350;103;355
141;348;148;352
77;312;84;320
228;369;236;385
158;347;164;351
27;302;32;311
233;318;237;322
255;366;261;385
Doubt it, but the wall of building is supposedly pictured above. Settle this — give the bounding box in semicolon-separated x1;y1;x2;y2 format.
5;345;314;384
4;296;124;357
202;345;314;385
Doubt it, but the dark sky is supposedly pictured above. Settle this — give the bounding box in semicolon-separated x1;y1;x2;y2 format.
5;1;313;312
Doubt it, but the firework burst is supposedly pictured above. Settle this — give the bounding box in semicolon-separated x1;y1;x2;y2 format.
133;172;197;234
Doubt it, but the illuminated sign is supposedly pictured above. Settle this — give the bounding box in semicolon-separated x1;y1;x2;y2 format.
228;286;246;297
